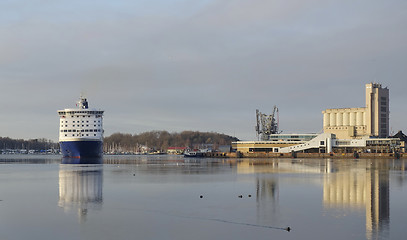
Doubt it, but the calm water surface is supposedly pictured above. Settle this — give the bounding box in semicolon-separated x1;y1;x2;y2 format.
1;155;406;240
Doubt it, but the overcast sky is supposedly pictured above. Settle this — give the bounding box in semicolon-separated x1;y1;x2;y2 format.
1;0;406;142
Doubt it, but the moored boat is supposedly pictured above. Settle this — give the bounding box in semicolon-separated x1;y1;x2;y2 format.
183;149;209;157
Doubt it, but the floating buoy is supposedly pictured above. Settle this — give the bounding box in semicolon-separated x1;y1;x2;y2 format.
248;194;251;198
200;195;203;198
286;227;291;232
238;195;243;198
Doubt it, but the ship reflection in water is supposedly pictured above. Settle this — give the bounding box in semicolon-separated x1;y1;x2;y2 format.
237;159;394;240
61;157;103;164
58;163;103;222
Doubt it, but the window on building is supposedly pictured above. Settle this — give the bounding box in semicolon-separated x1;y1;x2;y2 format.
320;141;325;146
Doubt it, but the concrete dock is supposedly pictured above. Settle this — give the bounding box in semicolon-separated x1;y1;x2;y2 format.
204;152;405;159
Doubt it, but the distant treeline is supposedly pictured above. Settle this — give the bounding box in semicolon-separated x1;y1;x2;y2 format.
1;130;239;152
0;137;59;150
103;131;239;152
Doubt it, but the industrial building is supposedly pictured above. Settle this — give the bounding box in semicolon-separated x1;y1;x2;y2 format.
323;83;389;139
232;83;402;155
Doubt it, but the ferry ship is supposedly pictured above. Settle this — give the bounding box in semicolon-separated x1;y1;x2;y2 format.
58;97;104;158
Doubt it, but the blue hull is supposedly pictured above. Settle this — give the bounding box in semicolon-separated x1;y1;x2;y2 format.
60;141;103;158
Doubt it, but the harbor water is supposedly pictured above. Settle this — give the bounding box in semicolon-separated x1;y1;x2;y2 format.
1;155;406;240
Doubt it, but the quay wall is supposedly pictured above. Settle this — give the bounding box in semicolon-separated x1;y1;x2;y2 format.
205;152;406;159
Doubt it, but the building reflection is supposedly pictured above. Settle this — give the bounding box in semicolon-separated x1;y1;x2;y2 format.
323;160;390;239
255;175;279;225
237;159;393;239
237;160;280;225
58;164;103;222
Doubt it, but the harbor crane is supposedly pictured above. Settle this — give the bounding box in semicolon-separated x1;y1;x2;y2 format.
255;106;280;141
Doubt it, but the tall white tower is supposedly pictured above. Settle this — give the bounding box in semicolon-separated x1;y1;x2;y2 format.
365;83;389;138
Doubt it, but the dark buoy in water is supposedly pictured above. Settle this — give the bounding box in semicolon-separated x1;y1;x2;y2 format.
248;194;251;197
200;195;203;198
286;227;291;232
133;174;135;176
238;195;243;198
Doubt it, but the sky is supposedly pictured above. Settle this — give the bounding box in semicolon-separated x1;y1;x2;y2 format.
1;0;407;142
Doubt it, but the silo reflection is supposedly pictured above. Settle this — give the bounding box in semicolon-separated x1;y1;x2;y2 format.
323;160;390;240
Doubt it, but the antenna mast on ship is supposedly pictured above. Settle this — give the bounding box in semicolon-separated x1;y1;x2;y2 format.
77;96;89;109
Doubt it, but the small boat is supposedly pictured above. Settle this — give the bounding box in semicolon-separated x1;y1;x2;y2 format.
184;149;205;158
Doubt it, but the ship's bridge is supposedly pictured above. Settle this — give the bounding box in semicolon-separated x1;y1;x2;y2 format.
58;109;104;116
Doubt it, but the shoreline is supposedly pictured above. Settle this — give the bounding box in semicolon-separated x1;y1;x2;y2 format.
205;152;406;159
